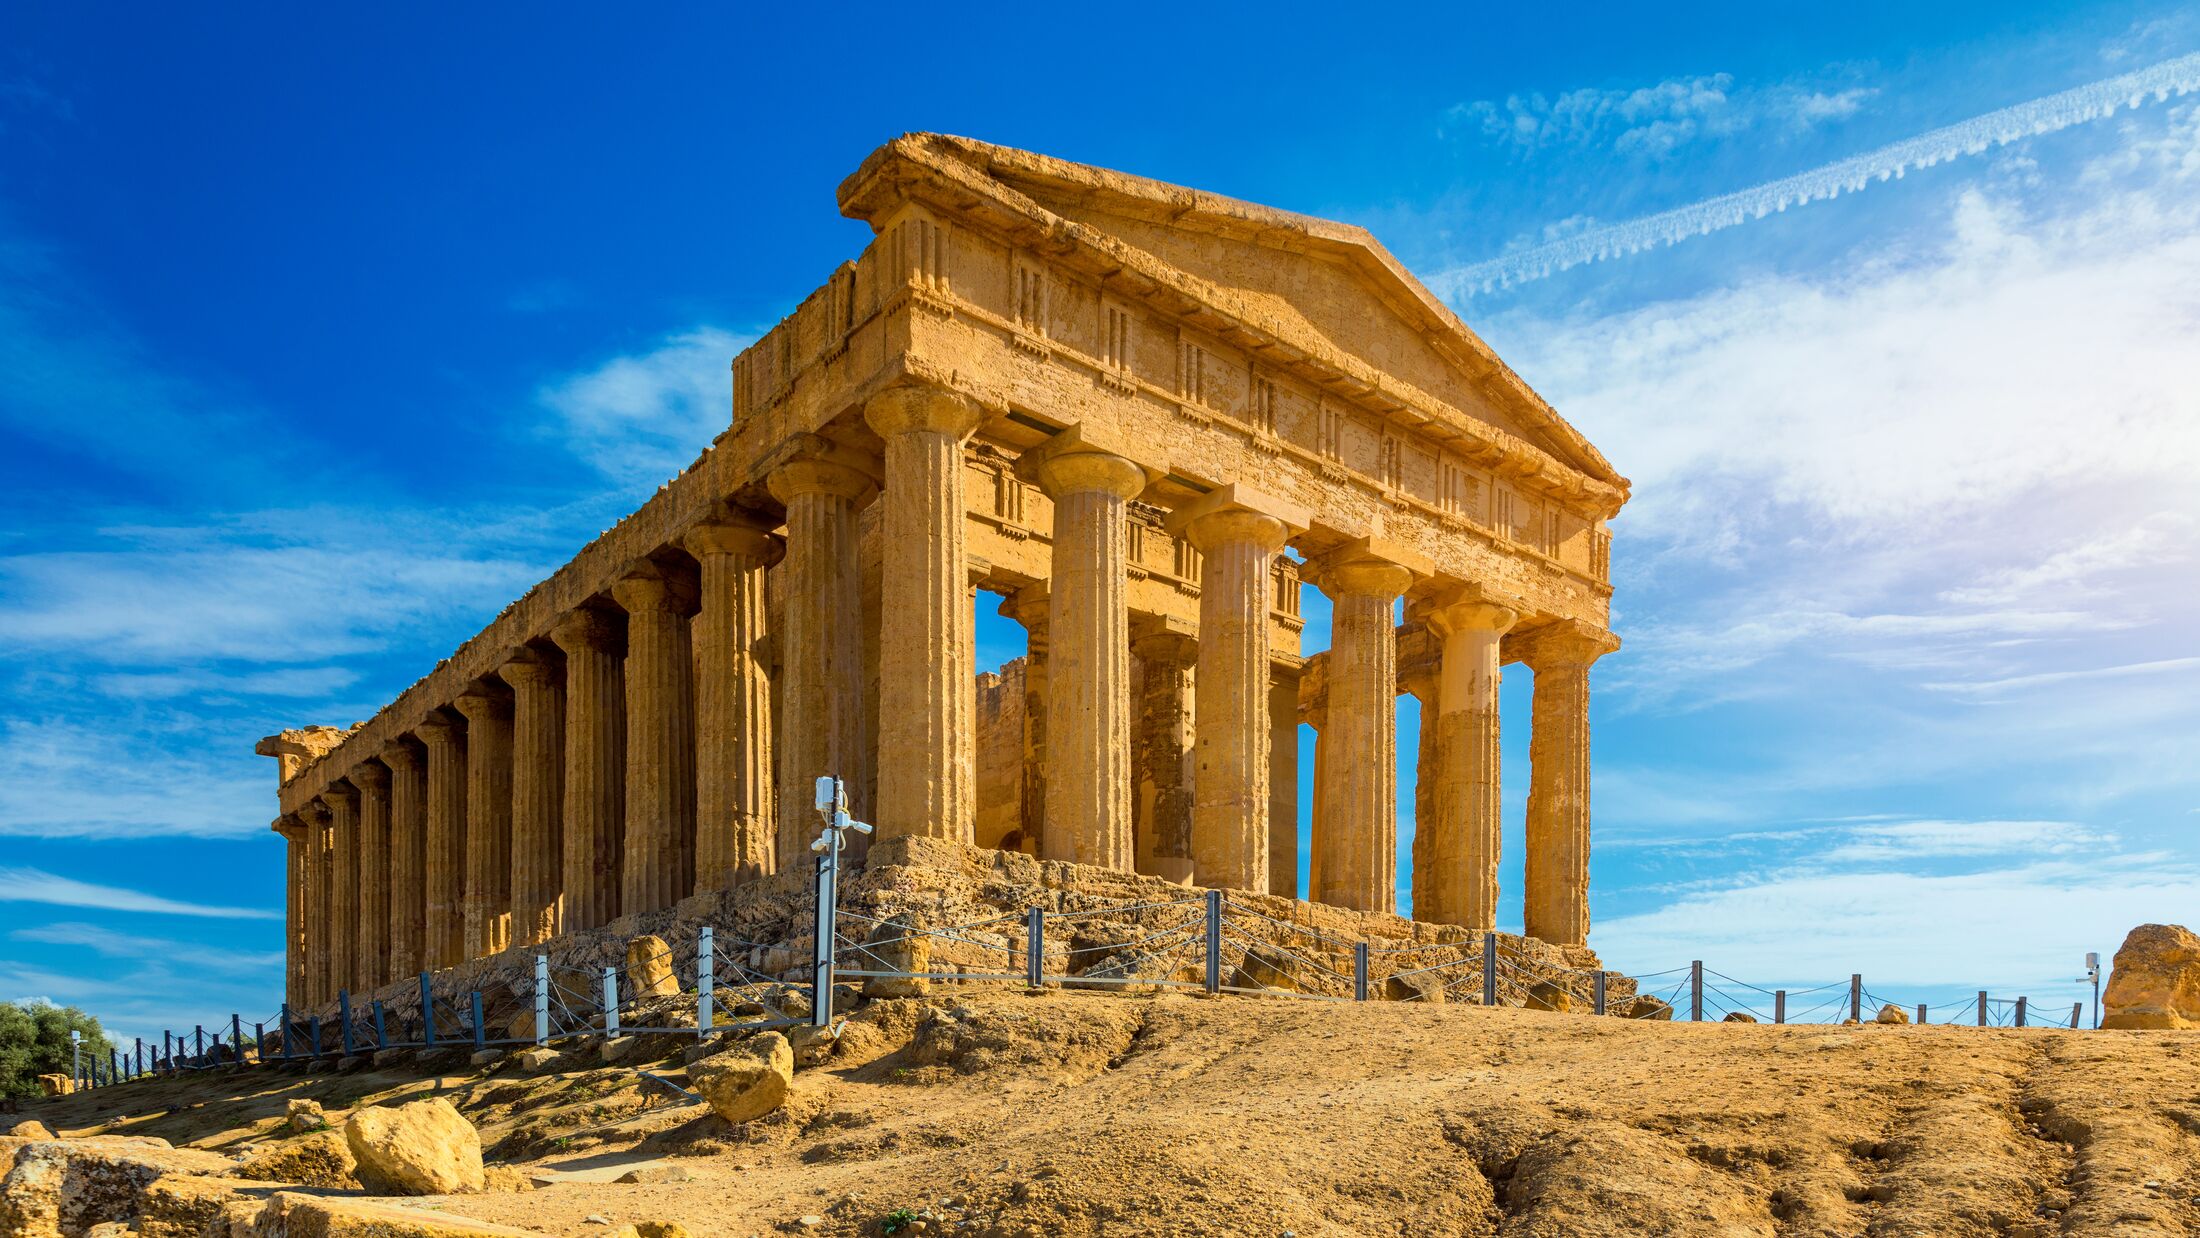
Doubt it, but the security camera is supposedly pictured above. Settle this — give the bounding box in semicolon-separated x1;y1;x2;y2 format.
814;775;838;813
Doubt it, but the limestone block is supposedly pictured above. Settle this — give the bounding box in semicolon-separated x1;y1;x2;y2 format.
139;1173;283;1238
1618;995;1674;1021
512;1047;563;1073
285;1099;327;1134
236;1130;358;1190
787;1023;838;1068
1523;981;1574;1012
35;1073;72;1098
626;935;679;998
343;1098;484;1196
1874;1004;1910;1025
1722;1012;1758;1024
689;1032;794;1124
239;1191;546;1236
0;1137;233;1238
860;915;932;998
1229;943;1302;992
2102;922;2200;1029
1381;974;1446;1004
6;1120;53;1139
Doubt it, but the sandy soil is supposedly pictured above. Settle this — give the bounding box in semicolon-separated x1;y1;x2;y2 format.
24;988;2200;1237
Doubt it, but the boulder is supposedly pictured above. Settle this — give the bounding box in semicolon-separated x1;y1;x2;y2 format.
627;935;679;999
787;1023;838;1068
343;1098;485;1196
611;1224;693;1238
239;1191;546;1235
1523;981;1574;1012
860;915;932;999
613;1165;696;1185
0;1136;233;1237
2102;923;2200;1030
1723;1012;1758;1024
1228;943;1301;993
1619;996;1674;1021
6;1120;54;1140
139;1173;283;1238
285;1099;328;1134
1875;1004;1911;1025
236;1129;357;1189
35;1074;73;1098
1380;973;1446;1004
512;1046;564;1073
480;1165;536;1194
688;1032;794;1124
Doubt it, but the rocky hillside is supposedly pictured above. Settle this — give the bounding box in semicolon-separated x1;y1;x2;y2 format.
12;988;2200;1236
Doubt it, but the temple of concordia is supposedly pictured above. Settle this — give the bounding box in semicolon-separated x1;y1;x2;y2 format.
258;134;1627;1009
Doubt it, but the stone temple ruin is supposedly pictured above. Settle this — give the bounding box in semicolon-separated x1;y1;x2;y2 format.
258;134;1627;1009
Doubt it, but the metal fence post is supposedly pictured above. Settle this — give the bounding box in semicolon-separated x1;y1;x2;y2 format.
1026;907;1044;988
253;1023;264;1067
195;1024;205;1059
233;1014;244;1066
1592;970;1607;1015
134;1038;144;1079
308;1016;322;1057
420;974;436;1046
1849;974;1863;1023
1689;961;1704;1022
1481;933;1499;1007
1977;991;1988;1027
603;967;620;1036
696;929;714;1036
470;991;485;1049
1774;990;1787;1023
1916;1003;1927;1026
1354;944;1369;1002
811;852;836;1029
372;1001;388;1049
162;1031;171;1071
2015;996;2028;1027
109;1048;119;1084
535;955;551;1045
1204;891;1223;995
2069;1002;2082;1029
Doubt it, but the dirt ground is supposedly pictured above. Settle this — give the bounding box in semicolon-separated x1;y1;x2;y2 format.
24;988;2200;1237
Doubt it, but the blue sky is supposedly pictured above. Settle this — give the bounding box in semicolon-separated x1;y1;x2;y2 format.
4;3;2197;1040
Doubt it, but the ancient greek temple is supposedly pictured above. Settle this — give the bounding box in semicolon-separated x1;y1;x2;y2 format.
258;135;1627;1007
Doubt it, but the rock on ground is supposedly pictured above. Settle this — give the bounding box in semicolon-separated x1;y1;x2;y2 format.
0;1136;233;1237
1876;1003;1911;1025
2102;922;2200;1029
236;1129;358;1189
285;1099;327;1134
860;914;933;999
230;1191;547;1236
627;935;679;999
689;1032;794;1123
5;1120;54;1139
344;1097;485;1196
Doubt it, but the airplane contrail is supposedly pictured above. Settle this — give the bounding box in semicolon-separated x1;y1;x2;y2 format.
1437;50;2200;297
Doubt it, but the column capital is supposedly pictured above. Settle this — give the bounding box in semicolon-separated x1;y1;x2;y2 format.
682;518;785;566
272;814;305;841
610;560;695;617
1307;536;1429;602
999;584;1049;637
322;782;358;810
1515;618;1621;670
550;606;624;656
864;382;984;441
377;739;421;771
350;760;390;792
1429;599;1519;638
1016;424;1157;502
451;685;513;724
414;713;463;752
767;455;877;507
1164;483;1307;553
1130;614;1197;665
301;799;333;827
500;645;563;690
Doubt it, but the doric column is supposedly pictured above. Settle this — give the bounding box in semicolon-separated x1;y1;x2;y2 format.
1523;622;1619;946
550;608;624;931
864;385;984;845
1000;586;1048;855
1401;671;1440;920
1028;436;1147;870
1130;625;1196;883
767;456;873;868
1167;485;1305;893
415;714;467;971
300;800;334;1004
503;648;565;948
351;762;391;990
380;740;426;980
1423;598;1517;929
684;516;784;893
612;562;698;917
1302;690;1328;901
1269;665;1301;898
323;783;360;994
273;815;307;1007
453;685;514;959
1310;548;1415;914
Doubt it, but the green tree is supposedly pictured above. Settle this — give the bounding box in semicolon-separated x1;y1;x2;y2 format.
0;1001;116;1099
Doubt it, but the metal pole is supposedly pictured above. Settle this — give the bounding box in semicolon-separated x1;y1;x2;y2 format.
2069;1002;2082;1029
470;990;485;1050
603;967;620;1037
163;1031;172;1071
254;1023;264;1067
372;1001;388;1050
1689;961;1703;1022
1849;974;1862;1023
1916;1003;1927;1026
536;955;552;1045
1204;890;1223;995
1354;944;1369;1002
419;974;436;1047
1025;907;1044;988
1977;990;1988;1027
281;1004;294;1059
233;1014;244;1066
2015;996;2028;1028
195;1024;205;1059
696;930;713;1036
309;1015;322;1057
337;991;353;1057
811;852;835;1029
1592;970;1607;1015
1775;990;1786;1024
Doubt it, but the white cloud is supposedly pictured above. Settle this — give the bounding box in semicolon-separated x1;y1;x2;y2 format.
0;717;269;839
12;921;283;971
1451;71;1875;160
0;867;278;918
540;327;754;486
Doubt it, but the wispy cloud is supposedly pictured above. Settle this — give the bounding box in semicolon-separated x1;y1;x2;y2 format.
12;921;283;971
0;717;268;839
0;867;277;919
1452;71;1874;160
1441;51;2200;293
540;326;754;487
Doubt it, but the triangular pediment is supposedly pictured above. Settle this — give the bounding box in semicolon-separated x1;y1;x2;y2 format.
838;134;1624;492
